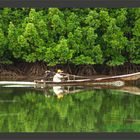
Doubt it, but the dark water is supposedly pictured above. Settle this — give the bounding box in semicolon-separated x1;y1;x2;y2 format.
0;81;140;132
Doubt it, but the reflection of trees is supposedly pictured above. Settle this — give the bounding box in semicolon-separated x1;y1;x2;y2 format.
0;89;140;132
100;90;140;132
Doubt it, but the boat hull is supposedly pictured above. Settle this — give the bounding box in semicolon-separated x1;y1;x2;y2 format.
34;72;140;87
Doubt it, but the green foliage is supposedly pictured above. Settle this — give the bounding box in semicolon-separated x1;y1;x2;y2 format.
73;55;94;65
0;8;139;66
102;17;128;66
125;9;140;64
0;28;7;57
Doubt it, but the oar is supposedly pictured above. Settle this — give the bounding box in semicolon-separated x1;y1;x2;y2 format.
61;73;92;80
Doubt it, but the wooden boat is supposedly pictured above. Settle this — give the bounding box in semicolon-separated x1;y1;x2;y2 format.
34;72;140;87
94;72;140;82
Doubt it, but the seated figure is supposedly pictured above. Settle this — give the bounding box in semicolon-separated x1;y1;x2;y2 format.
53;69;64;82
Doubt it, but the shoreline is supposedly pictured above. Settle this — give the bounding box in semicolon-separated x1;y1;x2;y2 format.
0;62;140;81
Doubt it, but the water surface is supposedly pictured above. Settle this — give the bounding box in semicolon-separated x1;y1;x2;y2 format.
0;81;140;132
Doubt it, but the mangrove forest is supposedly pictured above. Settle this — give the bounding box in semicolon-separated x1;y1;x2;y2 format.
0;8;140;78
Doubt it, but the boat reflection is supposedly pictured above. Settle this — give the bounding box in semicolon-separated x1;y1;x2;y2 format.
37;85;89;98
36;81;140;97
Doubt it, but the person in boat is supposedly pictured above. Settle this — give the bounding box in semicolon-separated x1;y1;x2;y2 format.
52;69;67;99
53;69;65;82
40;70;54;82
44;70;53;80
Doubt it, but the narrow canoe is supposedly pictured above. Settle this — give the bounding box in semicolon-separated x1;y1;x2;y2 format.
94;72;140;82
34;72;140;86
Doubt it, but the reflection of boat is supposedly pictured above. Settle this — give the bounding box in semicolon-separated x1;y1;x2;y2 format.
118;86;140;95
34;72;140;87
35;83;140;96
34;80;125;88
93;85;140;95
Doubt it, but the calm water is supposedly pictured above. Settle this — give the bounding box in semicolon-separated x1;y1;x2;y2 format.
0;81;140;132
